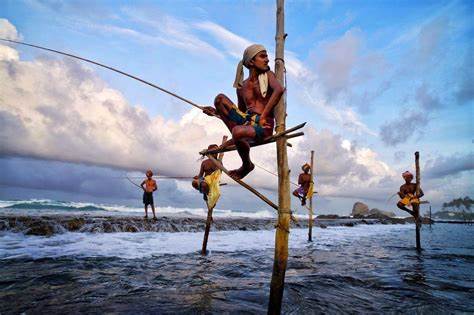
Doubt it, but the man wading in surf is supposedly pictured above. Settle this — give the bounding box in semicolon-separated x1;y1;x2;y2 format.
203;44;284;180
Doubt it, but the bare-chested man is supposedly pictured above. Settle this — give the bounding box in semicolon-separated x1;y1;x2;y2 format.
202;44;285;179
141;170;158;220
293;163;312;206
397;171;424;216
192;144;219;199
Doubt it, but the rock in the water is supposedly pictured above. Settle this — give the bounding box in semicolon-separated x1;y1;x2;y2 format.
368;208;396;218
343;222;355;227
26;222;55;236
67;218;85;231
317;214;340;219
352;202;369;217
319;224;327;229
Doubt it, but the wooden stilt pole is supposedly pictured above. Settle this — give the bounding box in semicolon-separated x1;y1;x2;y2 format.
429;205;432;229
201;136;228;256
414;151;421;251
206;155;279;211
268;0;291;313
308;150;314;242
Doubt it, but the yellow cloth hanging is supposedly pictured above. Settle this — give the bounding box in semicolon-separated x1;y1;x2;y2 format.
204;170;222;209
306;182;314;199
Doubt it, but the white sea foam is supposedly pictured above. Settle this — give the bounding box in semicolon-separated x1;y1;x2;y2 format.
0;225;413;259
0;199;275;219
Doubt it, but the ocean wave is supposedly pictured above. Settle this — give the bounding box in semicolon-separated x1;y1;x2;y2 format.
0;199;276;219
5;202;106;211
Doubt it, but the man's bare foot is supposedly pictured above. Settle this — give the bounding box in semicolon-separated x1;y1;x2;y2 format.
144;215;148;220
152;217;158;221
229;162;255;180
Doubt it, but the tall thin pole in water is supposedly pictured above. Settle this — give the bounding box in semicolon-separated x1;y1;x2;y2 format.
201;135;227;256
268;0;291;313
429;205;432;228
308;150;314;242
414;152;422;251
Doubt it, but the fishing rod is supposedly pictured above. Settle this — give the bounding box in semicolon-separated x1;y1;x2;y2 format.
125;176;143;190
123;175;227;187
0;38;210;112
117;176;194;179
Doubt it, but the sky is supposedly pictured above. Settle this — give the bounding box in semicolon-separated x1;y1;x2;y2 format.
0;0;473;215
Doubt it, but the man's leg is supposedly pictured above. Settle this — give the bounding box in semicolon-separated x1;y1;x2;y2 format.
214;94;239;132
293;189;303;203
144;205;148;219
397;202;414;216
229;125;256;179
151;204;157;220
200;182;210;195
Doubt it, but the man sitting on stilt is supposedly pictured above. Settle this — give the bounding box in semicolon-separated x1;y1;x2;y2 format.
202;44;285;180
397;171;424;216
192;144;220;201
293;163;312;206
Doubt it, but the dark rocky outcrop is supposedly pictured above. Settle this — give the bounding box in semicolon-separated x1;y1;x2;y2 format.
0;214;424;236
352;202;369;217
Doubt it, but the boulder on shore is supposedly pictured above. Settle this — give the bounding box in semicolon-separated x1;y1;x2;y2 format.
317;214;340;219
352;202;369;217
367;208;396;219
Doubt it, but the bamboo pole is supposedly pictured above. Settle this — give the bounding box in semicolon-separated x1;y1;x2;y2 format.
206;155;279;211
308;150;314;242
414;151;421;251
201;136;228;256
429;205;432;229
268;0;291;313
200;123;305;156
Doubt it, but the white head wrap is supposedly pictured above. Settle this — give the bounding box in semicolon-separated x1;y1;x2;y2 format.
233;44;268;97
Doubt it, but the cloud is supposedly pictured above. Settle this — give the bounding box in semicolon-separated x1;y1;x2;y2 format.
455;55;474;105
0;39;231;177
424;152;474;179
379;110;429;146
316;28;363;99
416;16;450;61
300;89;377;136
415;83;443;111
0;19;21;61
194;21;251;59
118;7;225;59
0;18;20;40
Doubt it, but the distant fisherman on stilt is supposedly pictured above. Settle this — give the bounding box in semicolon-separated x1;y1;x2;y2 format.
293;163;313;206
141;170;158;220
192;144;222;210
397;171;424;216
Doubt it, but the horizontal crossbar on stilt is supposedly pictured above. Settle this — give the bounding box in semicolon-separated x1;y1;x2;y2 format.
199;123;306;156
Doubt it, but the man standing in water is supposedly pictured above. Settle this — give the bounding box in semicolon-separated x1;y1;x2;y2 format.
192;144;220;199
141;170;158;220
397;171;424;216
203;44;285;179
293;163;312;206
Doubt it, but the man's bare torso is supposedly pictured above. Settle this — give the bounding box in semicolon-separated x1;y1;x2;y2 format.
239;72;275;118
201;159;218;177
299;173;312;192
400;183;417;196
144;179;157;193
